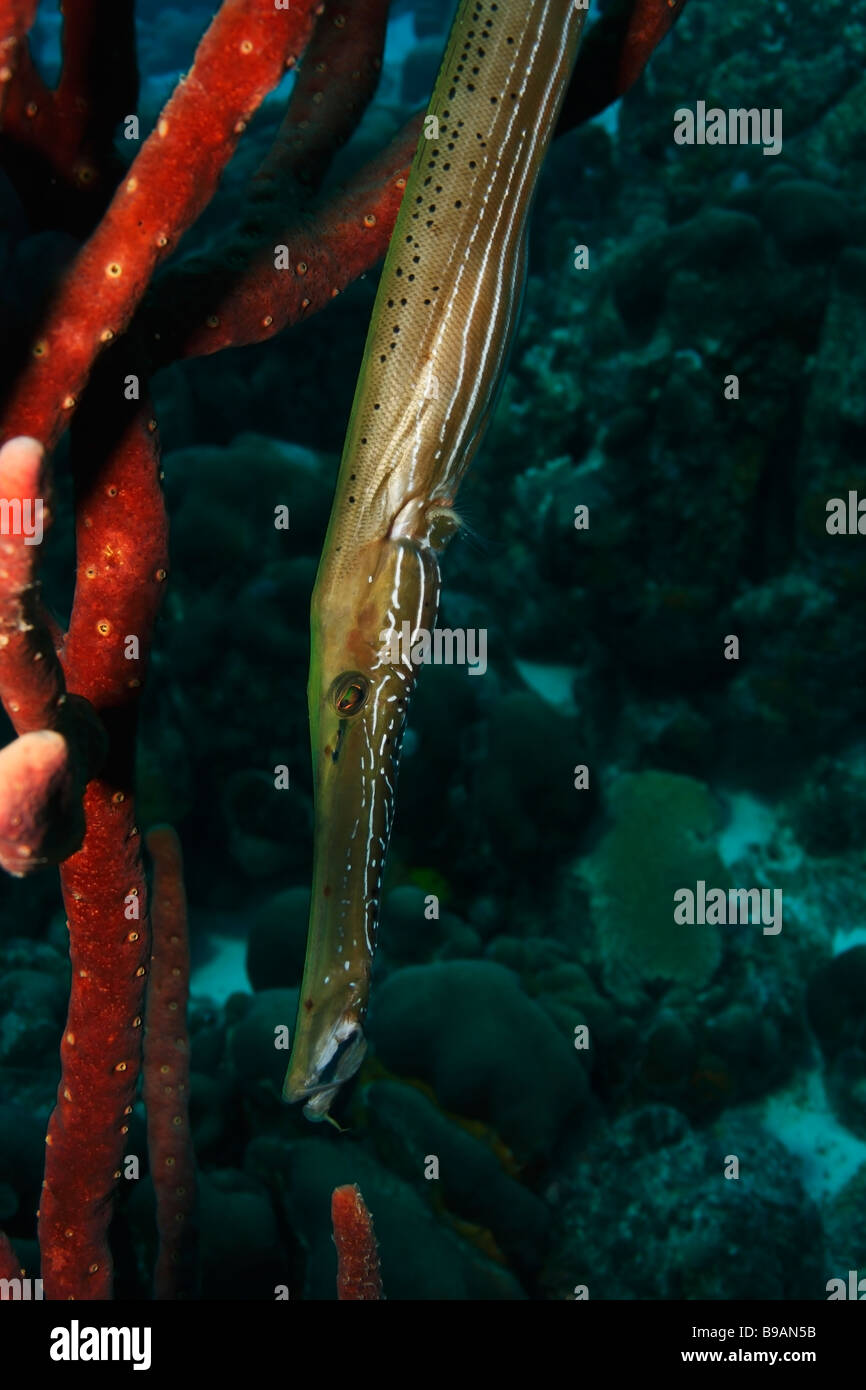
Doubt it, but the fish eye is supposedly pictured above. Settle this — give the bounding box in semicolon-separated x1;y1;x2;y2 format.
331;671;369;717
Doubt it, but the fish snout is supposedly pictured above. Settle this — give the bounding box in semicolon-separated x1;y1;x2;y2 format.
283;1013;367;1120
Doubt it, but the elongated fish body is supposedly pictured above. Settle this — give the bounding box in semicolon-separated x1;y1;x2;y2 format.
284;0;586;1117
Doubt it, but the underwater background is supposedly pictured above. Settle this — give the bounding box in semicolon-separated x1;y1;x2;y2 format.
1;0;865;1300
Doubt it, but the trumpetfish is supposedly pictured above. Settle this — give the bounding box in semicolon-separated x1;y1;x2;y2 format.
283;0;587;1118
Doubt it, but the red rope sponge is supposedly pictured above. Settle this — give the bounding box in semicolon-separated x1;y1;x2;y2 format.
332;1184;383;1301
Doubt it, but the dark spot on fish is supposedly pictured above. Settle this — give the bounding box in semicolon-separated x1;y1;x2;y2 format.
304;997;314;1012
323;885;332;898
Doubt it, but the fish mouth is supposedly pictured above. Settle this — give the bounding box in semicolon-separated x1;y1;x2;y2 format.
300;1084;342;1121
283;1011;368;1118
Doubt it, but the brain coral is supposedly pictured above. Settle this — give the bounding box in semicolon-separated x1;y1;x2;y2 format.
366;961;586;1162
